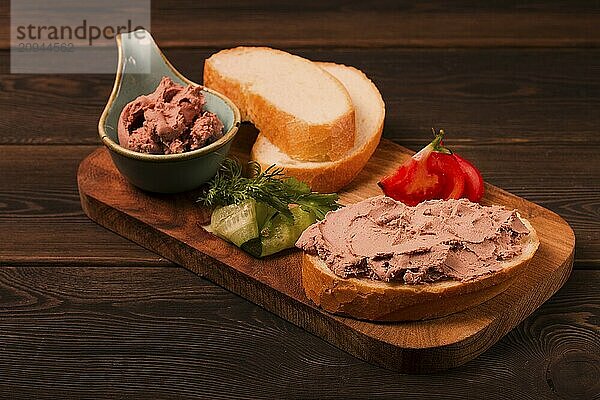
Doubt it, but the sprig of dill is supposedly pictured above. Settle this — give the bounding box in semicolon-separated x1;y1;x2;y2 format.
198;158;340;220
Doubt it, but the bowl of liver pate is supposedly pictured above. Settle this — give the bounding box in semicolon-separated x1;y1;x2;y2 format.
98;29;240;193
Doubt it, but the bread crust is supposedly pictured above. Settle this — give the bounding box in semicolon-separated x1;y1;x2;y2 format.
301;216;540;321
250;63;385;193
203;48;356;162
252;123;381;193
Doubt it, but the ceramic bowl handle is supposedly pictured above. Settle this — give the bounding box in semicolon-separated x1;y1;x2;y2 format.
117;29;191;84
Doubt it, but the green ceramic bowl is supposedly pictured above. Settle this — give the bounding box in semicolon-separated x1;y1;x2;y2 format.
98;29;241;193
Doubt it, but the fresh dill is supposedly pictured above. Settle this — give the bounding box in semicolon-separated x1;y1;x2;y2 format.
198;158;340;220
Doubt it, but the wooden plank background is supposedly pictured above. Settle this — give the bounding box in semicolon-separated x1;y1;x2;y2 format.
0;1;598;398
1;1;600;48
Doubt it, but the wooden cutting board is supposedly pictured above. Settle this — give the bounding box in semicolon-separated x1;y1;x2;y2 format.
78;130;575;373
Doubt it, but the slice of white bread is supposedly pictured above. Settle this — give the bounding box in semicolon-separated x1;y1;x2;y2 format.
251;62;385;193
302;215;539;321
204;47;356;162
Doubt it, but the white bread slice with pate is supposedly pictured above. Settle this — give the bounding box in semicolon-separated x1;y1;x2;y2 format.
299;202;540;322
251;62;385;193
203;47;356;162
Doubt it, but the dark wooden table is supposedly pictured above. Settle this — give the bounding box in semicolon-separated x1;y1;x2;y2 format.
1;2;599;399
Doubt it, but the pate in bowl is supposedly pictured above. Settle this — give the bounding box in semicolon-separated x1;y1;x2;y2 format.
99;29;241;193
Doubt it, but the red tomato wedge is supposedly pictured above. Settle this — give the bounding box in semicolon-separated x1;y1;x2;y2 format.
377;157;442;206
453;154;484;202
378;129;484;205
427;152;465;200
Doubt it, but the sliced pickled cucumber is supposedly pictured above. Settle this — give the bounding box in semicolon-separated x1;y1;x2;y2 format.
210;199;259;247
290;206;317;232
255;202;277;230
212;201;317;258
259;206;316;257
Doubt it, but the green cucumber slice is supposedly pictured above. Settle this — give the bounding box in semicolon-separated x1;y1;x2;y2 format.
210;199;259;247
255;202;277;230
290;206;317;233
259;206;316;257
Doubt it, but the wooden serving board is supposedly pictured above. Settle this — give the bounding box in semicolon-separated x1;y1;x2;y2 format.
78;130;575;373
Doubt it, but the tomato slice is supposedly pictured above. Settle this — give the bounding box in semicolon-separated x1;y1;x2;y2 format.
427;152;465;200
377;130;487;206
453;154;485;202
378;158;442;206
378;151;466;206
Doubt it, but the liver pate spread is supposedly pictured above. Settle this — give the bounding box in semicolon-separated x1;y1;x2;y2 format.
296;196;530;284
118;76;224;154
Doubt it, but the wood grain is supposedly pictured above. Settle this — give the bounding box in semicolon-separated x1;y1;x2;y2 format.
0;145;172;266
0;266;596;399
77;138;575;372
1;1;599;49
2;48;599;146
